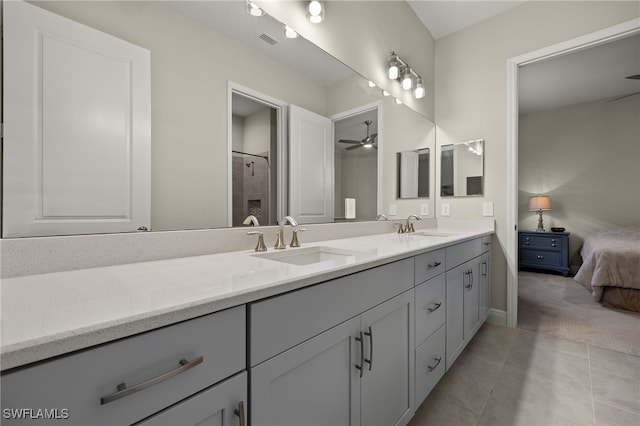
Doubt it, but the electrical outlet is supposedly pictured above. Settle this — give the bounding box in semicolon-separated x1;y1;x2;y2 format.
420;203;429;216
441;203;451;216
389;203;397;216
482;201;494;217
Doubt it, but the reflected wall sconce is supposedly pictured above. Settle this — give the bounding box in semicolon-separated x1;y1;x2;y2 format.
307;1;325;24
528;195;551;232
387;51;426;100
246;0;265;17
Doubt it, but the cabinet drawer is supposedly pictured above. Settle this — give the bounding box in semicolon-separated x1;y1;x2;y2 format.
250;258;414;366
414;249;445;284
1;306;246;426
520;235;562;251
415;274;445;346
481;235;492;254
136;371;247;426
415;325;445;407
446;238;482;270
519;250;562;266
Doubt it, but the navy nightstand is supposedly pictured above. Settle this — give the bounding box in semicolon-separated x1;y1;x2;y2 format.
518;231;570;276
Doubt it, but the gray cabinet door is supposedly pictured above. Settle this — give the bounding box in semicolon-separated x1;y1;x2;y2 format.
446;263;465;370
480;252;492;321
251;317;361;426
463;260;480;341
360;290;414;426
136;372;247;426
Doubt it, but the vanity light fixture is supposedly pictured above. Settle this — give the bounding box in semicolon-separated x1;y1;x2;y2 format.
307;1;325;24
414;78;425;99
387;51;425;100
283;25;298;39
247;0;265;17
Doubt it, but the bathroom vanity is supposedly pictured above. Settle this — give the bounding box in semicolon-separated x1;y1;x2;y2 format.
1;226;493;425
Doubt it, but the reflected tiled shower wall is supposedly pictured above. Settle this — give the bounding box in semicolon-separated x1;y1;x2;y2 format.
232;152;270;226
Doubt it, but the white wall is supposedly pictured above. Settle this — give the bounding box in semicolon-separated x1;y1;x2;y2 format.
435;1;639;310
519;94;640;265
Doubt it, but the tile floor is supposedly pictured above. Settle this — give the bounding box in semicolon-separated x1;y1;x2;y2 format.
409;292;640;425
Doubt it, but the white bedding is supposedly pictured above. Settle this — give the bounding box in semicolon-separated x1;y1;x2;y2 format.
574;227;640;301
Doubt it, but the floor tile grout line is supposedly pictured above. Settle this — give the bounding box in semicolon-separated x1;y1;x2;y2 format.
587;344;598;426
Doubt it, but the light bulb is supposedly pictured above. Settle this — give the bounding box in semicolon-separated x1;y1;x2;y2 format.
368;81;376;88
284;26;298;39
401;69;413;90
394;98;403;105
247;1;264;16
414;78;425;99
308;1;322;16
382;90;390;97
388;60;399;80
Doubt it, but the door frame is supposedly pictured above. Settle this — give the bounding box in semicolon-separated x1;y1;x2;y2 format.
227;82;288;227
329;101;384;217
505;18;640;328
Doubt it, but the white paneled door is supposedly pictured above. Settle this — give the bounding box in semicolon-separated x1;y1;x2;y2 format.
3;0;151;237
288;104;334;224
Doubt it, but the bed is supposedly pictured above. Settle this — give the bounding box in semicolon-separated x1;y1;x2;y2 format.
574;227;640;312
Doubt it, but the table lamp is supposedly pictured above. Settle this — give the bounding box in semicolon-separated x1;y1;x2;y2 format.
529;195;551;232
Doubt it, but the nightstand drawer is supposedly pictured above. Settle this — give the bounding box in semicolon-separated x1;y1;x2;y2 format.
520;235;563;250
519;250;562;266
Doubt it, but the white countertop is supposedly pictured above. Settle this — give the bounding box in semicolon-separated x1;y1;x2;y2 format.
1;227;492;371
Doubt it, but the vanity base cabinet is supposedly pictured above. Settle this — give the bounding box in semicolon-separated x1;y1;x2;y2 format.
250;290;414;426
136;371;247;426
1;306;246;426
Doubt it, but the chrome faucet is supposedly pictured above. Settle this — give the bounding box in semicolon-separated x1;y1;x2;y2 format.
405;214;421;233
243;215;260;226
274;216;298;249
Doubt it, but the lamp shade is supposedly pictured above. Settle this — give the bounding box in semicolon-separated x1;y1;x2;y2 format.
528;195;551;211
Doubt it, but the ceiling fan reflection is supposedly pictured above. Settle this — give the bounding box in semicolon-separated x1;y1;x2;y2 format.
338;120;378;150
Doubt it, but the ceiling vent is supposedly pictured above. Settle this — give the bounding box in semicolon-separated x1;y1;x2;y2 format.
258;33;278;46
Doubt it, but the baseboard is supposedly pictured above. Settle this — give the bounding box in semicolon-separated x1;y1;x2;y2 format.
488;308;507;326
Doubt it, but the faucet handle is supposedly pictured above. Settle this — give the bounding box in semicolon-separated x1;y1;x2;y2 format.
246;231;267;252
290;228;307;247
396;223;406;234
408;223;415;233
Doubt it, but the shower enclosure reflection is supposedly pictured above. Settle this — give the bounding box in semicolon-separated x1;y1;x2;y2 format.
231;92;278;226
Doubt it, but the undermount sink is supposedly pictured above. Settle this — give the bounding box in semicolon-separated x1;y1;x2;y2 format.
409;231;455;237
253;246;365;266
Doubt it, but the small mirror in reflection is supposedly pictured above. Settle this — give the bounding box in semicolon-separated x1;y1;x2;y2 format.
440;139;484;197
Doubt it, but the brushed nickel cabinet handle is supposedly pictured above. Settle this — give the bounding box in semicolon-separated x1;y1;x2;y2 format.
427;357;442;372
100;356;203;405
427;261;442;269
537;255;544;259
355;332;364;378
482;261;488;277
364;327;373;371
234;401;246;426
427;302;442;313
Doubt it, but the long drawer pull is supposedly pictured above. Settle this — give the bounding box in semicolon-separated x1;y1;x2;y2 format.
235;401;246;426
364;327;373;371
427;357;442;372
427;302;442;313
100;356;204;405
355;332;364;378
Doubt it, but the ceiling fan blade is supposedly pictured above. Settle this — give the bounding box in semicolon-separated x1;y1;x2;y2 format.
338;139;362;144
370;133;378;140
346;144;363;151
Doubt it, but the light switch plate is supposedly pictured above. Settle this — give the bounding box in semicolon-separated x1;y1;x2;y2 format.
389;203;397;216
482;201;494;217
420;203;429;216
441;203;451;216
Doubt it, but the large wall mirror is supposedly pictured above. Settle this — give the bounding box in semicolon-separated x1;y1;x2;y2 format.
2;0;435;238
440;139;484;197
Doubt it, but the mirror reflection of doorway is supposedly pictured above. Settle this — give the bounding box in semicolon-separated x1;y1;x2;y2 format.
231;92;278;226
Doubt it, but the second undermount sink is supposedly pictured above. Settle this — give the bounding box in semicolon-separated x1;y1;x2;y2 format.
253;246;365;266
